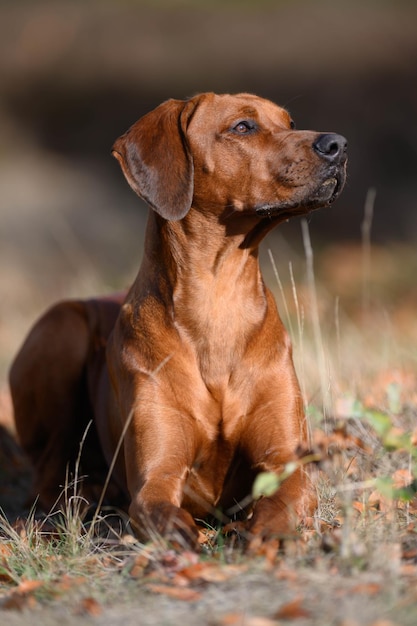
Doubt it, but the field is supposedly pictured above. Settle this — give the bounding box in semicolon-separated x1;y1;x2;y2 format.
2;221;417;625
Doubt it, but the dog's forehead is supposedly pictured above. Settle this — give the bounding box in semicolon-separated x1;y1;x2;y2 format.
195;93;291;126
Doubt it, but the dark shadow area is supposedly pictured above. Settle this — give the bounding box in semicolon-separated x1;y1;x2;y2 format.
0;424;31;520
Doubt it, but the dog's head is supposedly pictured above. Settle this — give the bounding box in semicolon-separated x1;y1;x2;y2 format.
112;92;347;225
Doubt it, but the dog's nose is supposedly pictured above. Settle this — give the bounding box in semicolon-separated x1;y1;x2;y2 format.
313;133;347;163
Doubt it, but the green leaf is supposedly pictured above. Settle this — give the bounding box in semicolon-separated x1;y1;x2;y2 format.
386;382;402;415
252;463;298;500
375;476;394;500
394;486;416;503
252;472;281;499
382;430;412;452
363;411;392;437
350;399;367;419
375;476;417;502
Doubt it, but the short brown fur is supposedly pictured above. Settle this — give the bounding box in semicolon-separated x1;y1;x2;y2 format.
10;93;347;547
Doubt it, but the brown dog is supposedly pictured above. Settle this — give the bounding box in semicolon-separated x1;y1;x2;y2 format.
9;93;347;547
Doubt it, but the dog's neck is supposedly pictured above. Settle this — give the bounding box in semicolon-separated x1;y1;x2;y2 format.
138;207;267;291
130;208;272;386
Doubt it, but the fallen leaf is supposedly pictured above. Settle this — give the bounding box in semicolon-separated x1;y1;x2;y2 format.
175;562;247;585
55;575;87;592
198;528;217;545
216;615;279;626
2;593;37;611
129;553;150;578
400;563;417;577
275;567;299;583
159;549;199;574
0;550;15;584
174;562;209;583
351;582;381;595
312;425;371;454
0;543;13;557
0;568;15;584
146;583;202;601
1;577;44;610
241;617;278;626
368;490;391;513
352;501;366;514
78;597;102;616
274;597;310;619
393;468;413;488
402;548;417;560
16;579;44;594
216;613;244;626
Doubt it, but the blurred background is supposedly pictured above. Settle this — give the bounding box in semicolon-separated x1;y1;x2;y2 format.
1;0;417;386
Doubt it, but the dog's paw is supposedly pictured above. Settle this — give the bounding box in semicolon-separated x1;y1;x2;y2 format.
130;501;200;551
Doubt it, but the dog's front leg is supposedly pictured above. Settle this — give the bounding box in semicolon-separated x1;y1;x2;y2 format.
240;368;316;542
119;396;200;549
246;466;313;539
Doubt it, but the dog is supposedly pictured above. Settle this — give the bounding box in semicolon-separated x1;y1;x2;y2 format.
9;93;347;547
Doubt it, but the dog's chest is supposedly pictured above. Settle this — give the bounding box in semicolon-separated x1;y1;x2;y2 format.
182;428;240;514
174;267;266;380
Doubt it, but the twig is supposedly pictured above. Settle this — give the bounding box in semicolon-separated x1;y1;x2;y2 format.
301;219;329;418
361;187;376;315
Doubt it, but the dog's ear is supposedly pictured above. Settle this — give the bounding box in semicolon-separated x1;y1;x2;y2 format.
112;98;196;221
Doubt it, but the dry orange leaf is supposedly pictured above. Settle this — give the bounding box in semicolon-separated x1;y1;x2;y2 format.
216;613;244;626
16;579;44;594
0;568;14;584
55;575;87;592
368;490;392;513
392;468;413;488
400;563;417;577
352;501;366;514
78;597;102;616
2;593;37;611
0;543;13;557
129;553;150;578
241;618;279;626
175;562;246;585
198;528;217;544
146;583;202;602
312;425;370;454
274;597;310;619
0;577;44;608
351;582;381;595
217;615;279;626
402;548;417;560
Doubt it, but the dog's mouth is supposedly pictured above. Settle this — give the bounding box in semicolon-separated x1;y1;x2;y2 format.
317;175;340;204
255;167;346;218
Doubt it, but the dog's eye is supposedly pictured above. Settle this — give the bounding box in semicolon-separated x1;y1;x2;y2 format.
290;120;296;130
233;121;254;134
